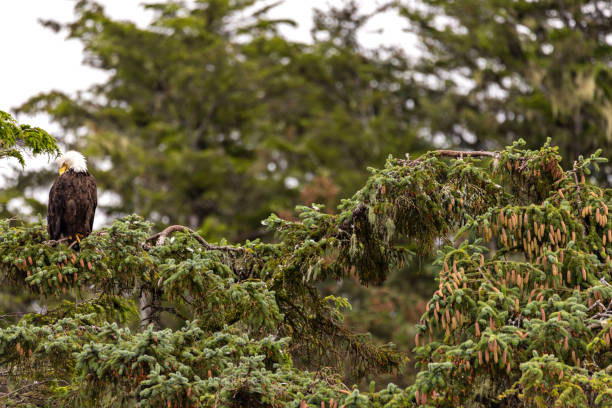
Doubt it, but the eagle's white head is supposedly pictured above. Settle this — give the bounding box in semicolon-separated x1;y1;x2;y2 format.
57;151;88;174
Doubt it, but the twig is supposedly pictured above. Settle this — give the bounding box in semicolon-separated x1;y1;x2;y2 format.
477;266;494;286
588;299;612;328
587;300;606;312
146;225;246;253
41;237;71;247
397;149;500;167
0;312;27;320
0;379;57;399
428;150;499;159
405;149;500;163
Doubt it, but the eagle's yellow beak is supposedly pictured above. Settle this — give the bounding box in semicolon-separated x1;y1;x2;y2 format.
59;165;68;175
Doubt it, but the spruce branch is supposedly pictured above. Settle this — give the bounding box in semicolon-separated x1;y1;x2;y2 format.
427;149;499;159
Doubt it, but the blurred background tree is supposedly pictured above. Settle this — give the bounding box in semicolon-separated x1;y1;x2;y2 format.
13;0;427;242
397;0;612;180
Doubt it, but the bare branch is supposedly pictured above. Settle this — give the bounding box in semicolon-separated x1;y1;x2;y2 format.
433;150;499;158
41;237;71;247
0;379;59;400
588;299;612;329
417;150;499;161
146;225;246;253
399;149;500;167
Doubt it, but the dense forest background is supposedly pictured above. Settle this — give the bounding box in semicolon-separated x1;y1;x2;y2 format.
1;0;611;405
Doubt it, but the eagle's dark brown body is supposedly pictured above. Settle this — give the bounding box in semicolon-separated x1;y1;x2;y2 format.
48;169;97;240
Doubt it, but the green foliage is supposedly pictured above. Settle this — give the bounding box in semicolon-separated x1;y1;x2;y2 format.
2;3;612;399
0;110;58;166
0;210;405;406
410;142;612;407
2;140;611;406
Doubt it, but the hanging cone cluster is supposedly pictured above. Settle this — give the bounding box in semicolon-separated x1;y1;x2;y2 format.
412;140;611;407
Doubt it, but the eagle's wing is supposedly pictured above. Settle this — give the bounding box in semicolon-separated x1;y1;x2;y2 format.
47;179;64;240
85;175;97;233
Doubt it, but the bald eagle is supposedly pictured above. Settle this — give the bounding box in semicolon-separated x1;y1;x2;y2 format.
48;151;97;241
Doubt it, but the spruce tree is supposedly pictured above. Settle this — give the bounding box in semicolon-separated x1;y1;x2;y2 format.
0;113;610;406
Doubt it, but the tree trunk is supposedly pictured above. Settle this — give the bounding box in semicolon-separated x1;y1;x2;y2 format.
140;285;162;330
